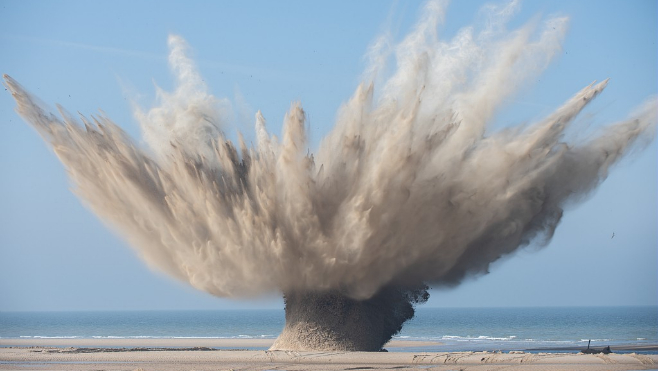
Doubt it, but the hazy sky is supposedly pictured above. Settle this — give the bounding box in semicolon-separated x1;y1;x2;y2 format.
0;0;656;311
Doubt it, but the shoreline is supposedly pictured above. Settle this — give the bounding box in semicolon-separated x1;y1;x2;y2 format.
2;337;656;352
0;338;442;349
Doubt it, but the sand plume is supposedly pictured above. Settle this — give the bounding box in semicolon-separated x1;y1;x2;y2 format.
5;1;656;351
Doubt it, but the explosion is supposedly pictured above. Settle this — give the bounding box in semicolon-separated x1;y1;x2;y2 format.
5;1;656;351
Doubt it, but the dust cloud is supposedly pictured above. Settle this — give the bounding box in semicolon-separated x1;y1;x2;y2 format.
5;1;656;351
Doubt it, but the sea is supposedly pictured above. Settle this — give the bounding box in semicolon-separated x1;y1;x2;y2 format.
1;306;655;353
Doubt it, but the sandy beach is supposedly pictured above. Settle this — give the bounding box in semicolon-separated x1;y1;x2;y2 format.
1;339;656;371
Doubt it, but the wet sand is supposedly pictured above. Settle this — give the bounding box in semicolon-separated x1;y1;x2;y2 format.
0;338;440;349
1;339;656;371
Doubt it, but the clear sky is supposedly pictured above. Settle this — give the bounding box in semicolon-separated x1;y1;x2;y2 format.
0;0;656;311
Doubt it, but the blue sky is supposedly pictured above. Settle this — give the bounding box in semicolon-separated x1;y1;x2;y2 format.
0;0;656;311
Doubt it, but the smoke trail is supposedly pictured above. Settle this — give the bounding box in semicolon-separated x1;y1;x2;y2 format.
4;0;656;351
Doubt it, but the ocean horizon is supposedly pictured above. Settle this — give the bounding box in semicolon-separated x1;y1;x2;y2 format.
1;306;655;353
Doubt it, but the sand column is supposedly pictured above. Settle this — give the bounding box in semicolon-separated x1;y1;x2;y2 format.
270;285;429;351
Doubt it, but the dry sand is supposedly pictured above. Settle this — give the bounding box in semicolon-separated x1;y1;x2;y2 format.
1;339;656;371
